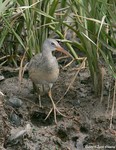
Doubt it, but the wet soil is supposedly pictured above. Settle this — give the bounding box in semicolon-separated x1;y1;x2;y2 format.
0;65;116;150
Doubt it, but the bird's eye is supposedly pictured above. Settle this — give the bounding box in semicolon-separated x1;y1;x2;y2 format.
51;42;55;46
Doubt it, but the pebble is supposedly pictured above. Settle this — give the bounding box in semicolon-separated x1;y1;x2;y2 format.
7;97;23;108
0;75;5;81
9;113;21;127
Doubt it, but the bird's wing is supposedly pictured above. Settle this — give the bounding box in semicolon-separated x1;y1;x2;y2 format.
28;53;42;70
28;53;44;83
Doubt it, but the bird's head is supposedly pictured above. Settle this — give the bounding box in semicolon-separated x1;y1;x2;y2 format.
42;38;72;57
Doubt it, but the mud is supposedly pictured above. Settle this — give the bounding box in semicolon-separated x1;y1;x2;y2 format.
0;66;116;150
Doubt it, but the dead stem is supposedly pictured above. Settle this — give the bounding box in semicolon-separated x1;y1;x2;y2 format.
100;67;106;103
18;51;27;91
58;57;87;103
106;83;111;114
109;80;116;129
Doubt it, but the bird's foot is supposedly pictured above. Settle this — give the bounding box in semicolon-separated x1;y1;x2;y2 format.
45;90;67;124
44;104;66;124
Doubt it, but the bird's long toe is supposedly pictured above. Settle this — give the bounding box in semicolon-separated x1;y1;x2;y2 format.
45;103;66;124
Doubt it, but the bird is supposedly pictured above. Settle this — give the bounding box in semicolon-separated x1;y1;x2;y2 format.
28;38;72;123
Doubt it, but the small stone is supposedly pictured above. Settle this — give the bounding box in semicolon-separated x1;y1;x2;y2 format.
9;113;21;127
0;75;5;81
7;97;23;108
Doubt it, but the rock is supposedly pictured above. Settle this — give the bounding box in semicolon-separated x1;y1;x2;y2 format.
0;75;5;81
6;97;23;108
9;113;21;127
71;133;88;150
6;124;32;146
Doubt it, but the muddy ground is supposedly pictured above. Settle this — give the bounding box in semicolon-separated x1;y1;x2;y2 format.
0;64;116;150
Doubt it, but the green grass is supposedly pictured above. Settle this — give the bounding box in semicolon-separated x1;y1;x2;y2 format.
0;0;116;95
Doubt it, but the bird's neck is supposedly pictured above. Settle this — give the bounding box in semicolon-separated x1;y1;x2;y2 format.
42;49;53;59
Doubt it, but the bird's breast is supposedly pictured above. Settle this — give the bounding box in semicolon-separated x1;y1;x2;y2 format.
29;56;59;84
43;57;59;82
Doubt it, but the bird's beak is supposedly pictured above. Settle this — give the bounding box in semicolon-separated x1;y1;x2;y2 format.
56;46;73;58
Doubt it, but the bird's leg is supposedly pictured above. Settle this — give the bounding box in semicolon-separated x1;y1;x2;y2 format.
45;89;66;124
38;85;45;108
38;94;42;108
33;82;43;107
